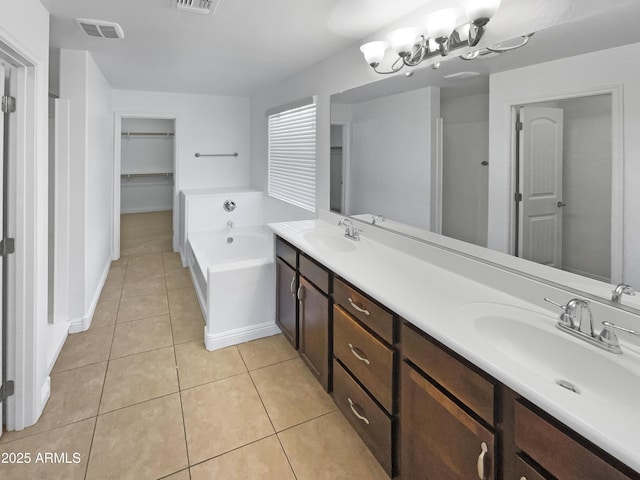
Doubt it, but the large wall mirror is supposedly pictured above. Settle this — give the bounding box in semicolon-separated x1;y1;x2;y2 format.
329;2;640;313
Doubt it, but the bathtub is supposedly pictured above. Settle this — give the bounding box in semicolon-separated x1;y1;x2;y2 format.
186;226;279;351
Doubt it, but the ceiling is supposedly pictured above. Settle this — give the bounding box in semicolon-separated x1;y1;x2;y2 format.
41;0;440;96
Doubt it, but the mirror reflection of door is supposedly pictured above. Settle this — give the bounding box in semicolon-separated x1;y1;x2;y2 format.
515;95;613;283
330;124;345;213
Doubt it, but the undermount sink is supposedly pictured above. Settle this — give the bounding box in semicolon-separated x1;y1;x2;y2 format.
301;229;365;253
458;303;640;412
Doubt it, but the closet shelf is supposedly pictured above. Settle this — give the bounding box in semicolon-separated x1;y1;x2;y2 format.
120;172;173;179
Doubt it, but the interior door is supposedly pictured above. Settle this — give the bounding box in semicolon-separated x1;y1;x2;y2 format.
0;61;5;439
518;106;564;267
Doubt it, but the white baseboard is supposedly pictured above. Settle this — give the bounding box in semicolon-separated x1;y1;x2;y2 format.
120;206;172;214
204;322;281;351
69;258;111;334
40;376;51;413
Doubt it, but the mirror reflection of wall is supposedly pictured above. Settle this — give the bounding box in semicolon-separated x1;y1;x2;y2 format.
330;124;344;213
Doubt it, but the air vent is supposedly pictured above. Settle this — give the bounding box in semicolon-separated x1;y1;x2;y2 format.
75;19;125;39
175;0;220;15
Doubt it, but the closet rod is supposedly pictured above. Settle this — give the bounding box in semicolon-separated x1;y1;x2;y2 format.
194;152;238;158
120;172;174;179
121;132;175;137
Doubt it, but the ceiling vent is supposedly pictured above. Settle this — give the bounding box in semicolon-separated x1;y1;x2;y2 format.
175;0;220;15
75;19;125;39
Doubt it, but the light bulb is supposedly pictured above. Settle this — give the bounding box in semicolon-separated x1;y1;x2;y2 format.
359;41;389;66
426;9;457;39
387;27;418;55
465;0;502;21
456;23;471;41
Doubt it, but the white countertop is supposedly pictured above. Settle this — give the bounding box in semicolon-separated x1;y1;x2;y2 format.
269;219;640;474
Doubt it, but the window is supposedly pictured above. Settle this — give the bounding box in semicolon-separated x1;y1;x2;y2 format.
267;99;316;212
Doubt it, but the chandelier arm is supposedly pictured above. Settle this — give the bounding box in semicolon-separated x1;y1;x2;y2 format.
485;34;533;52
468;23;486;47
373;57;405;75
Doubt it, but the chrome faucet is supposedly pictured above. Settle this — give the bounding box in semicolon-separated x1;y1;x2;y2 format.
544;297;639;354
611;283;635;303
371;214;386;225
338;218;361;241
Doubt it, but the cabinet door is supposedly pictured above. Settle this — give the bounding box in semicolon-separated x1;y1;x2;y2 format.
276;257;297;348
400;362;495;480
298;276;329;390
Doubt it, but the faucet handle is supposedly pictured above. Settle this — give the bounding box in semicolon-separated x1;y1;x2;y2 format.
544;297;589;329
598;321;640;353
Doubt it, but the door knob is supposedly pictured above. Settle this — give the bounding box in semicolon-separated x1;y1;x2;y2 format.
557;201;567;208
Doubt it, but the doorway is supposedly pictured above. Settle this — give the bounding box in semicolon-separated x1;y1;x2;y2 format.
514;94;614;282
114;116;177;257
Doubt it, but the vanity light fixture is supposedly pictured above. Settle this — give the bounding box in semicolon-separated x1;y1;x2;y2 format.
360;0;502;75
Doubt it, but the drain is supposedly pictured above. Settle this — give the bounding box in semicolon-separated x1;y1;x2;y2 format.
556;379;580;394
226;237;234;244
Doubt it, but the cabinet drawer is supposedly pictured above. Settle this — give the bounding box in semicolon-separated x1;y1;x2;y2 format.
333;278;394;344
276;236;297;269
514;401;635;480
333;305;394;413
333;359;393;477
299;254;329;294
514;454;549;480
401;322;494;425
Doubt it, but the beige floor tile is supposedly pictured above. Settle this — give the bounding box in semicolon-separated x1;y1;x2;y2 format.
86;394;188;480
162;470;190;480
237;333;298;371
278;411;388;480
117;293;169;323
100;346;179;413
121;237;173;256
104;265;126;286
168;287;199;314
92;299;119;328
190;435;295;480
127;253;164;266
0;418;95;480
124;261;165;279
175;342;246;390
52;325;114;373
0;363;106;443
250;358;335;431
165;269;193;291
111;255;129;267
99;283;122;303
110;315;173;359
163;252;184;272
181;373;274;465
170;305;204;345
121;273;166;298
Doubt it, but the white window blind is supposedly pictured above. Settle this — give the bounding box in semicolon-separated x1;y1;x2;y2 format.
268;101;316;212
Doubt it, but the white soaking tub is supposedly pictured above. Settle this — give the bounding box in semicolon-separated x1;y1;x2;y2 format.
186;226;278;351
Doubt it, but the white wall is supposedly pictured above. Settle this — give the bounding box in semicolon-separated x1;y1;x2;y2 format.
120;118;174;214
488;42;640;286
112;90;251;249
0;0;51;430
345;87;436;229
58;49;114;333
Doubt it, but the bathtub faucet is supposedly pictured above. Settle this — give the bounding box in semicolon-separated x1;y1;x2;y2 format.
227;220;234;229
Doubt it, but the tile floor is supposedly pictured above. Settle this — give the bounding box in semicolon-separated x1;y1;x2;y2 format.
0;213;388;480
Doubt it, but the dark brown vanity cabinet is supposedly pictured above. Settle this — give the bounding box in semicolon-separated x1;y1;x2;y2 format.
514;400;639;480
275;239;298;348
331;278;397;477
400;322;496;480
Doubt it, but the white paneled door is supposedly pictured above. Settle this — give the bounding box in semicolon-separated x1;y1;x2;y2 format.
0;61;5;438
518;106;564;268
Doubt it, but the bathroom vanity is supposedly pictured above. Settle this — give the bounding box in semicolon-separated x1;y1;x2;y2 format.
270;219;640;480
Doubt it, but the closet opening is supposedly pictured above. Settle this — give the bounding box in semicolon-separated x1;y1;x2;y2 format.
117;117;176;256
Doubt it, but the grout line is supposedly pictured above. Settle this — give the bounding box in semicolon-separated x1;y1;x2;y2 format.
167;270;193;471
0;416;99;446
275;410;338;436
186;433;278;471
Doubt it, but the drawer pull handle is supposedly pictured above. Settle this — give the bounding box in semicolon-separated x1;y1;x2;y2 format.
520;477;527;480
290;276;296;296
297;285;304;302
348;297;370;316
348;343;370;365
348;398;370;425
477;441;488;480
